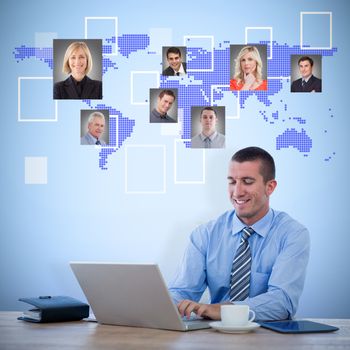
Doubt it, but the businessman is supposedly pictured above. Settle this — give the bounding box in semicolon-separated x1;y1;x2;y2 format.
162;47;187;76
169;147;310;321
191;107;225;148
81;111;107;145
150;89;177;123
291;56;322;92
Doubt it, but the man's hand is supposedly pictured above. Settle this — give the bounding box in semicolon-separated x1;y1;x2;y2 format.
177;299;222;320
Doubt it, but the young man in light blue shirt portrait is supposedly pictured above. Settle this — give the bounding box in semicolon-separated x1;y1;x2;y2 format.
169;146;310;321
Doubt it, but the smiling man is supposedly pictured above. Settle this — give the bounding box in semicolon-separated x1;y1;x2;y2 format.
150;89;177;123
162;47;187;76
169;147;310;321
81;111;107;145
291;56;322;93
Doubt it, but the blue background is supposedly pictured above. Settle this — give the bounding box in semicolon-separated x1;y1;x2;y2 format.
1;0;349;318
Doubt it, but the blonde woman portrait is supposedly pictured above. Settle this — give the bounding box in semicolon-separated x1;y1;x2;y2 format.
230;45;267;91
53;40;102;99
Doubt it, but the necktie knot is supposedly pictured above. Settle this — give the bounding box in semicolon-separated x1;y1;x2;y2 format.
242;227;254;241
204;137;211;148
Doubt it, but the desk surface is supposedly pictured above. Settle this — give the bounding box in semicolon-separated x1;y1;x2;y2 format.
0;312;349;350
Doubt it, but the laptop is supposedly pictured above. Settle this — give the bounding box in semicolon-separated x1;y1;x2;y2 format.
70;262;211;331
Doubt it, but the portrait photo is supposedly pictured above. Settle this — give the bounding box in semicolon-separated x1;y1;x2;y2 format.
53;39;103;100
191;106;225;149
80;109;109;146
162;46;187;76
230;44;268;91
290;55;322;93
149;88;178;123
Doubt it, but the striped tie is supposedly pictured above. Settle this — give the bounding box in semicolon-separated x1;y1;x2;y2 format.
229;227;254;302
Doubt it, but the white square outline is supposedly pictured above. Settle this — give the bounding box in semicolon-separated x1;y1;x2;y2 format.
245;27;273;59
300;12;332;50
125;144;166;194
130;71;160;105
183;35;214;72
85;17;118;56
211;85;240;120
18;77;58;122
174;139;206;185
24;156;48;185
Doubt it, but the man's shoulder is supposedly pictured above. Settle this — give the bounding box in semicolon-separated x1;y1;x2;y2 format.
81;133;93;145
311;75;321;82
192;210;235;236
310;75;322;87
150;109;158;122
216;132;226;142
292;77;302;85
162;66;174;76
272;209;309;235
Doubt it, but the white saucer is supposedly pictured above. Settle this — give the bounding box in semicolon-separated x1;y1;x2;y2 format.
209;321;260;334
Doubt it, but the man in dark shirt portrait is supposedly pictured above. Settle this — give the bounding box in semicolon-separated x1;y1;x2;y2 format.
150;89;177;123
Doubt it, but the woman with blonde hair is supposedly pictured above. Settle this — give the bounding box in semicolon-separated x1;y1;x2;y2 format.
54;41;102;99
230;46;267;91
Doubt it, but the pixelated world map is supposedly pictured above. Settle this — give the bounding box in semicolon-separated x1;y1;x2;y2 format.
13;34;337;170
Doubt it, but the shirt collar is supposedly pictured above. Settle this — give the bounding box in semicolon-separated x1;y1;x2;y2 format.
153;108;169;119
173;63;185;75
231;208;274;238
199;131;218;141
302;74;312;83
86;132;98;143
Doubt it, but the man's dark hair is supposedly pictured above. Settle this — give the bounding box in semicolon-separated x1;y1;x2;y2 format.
298;56;314;67
158;89;176;100
200;106;217;117
231;147;275;183
166;47;182;58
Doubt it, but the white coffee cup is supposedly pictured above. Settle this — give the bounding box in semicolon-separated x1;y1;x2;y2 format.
220;305;255;327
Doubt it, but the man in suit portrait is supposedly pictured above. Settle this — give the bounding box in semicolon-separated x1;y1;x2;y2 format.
162;47;187;76
81;111;107;145
291;56;322;93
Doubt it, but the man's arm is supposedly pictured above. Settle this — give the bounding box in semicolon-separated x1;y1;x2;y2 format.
168;226;208;304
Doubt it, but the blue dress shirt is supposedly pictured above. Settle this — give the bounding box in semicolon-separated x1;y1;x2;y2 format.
80;132;106;145
168;208;310;321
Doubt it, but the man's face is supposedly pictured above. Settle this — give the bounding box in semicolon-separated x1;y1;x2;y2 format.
157;94;175;115
227;160;277;226
298;60;313;79
167;52;182;71
88;117;105;139
200;110;217;135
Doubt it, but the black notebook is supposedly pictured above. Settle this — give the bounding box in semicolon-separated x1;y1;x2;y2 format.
18;296;89;323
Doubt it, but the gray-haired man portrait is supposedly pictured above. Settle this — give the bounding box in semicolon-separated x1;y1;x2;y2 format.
81;111;108;145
